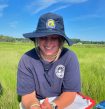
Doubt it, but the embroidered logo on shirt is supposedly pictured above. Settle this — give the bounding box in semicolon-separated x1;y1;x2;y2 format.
46;19;55;29
55;65;65;78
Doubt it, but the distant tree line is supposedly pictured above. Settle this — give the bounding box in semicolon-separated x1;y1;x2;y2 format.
0;35;105;44
69;38;105;44
0;35;30;42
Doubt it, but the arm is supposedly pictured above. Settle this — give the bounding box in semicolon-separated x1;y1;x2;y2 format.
51;52;80;109
41;92;76;109
17;56;41;109
22;91;41;109
54;92;76;109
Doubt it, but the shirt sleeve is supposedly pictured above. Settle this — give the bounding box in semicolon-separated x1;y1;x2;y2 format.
62;51;81;92
17;55;35;95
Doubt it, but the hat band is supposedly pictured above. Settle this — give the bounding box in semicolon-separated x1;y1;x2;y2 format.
36;28;65;34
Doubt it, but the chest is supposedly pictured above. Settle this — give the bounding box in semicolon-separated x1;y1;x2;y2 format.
32;60;66;87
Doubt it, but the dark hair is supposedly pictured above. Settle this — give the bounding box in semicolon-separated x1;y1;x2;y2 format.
33;35;65;48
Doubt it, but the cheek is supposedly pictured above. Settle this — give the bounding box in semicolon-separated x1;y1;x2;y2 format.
56;41;61;48
38;40;45;46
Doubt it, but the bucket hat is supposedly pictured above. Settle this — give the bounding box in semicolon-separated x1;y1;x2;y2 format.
23;13;73;46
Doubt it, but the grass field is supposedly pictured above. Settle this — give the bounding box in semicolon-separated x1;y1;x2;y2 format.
0;42;105;109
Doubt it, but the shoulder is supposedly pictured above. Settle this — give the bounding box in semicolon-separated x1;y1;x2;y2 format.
18;48;39;66
61;47;77;59
57;48;78;65
21;48;39;60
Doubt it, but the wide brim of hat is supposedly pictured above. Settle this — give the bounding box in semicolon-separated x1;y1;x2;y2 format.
23;29;73;46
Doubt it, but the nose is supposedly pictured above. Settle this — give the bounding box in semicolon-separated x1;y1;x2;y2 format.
46;37;52;46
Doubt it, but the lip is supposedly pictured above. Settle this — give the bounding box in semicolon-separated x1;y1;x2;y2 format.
44;46;56;50
43;46;57;55
45;47;53;50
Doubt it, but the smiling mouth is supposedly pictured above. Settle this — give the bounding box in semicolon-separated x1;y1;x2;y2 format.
45;47;52;50
45;46;55;50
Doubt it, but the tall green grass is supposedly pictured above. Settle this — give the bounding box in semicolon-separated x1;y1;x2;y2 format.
0;42;105;108
0;42;34;109
70;45;105;102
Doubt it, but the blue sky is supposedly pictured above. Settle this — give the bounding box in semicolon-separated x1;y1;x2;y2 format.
0;0;105;41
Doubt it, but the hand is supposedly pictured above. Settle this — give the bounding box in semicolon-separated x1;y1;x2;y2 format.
30;106;41;109
41;98;52;109
30;104;41;109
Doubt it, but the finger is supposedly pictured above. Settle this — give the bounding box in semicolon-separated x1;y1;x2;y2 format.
40;104;48;109
43;98;49;105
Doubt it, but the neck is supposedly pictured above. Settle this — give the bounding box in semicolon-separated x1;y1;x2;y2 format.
40;49;61;62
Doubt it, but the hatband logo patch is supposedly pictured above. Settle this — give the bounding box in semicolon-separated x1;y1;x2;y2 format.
55;65;65;78
46;19;55;29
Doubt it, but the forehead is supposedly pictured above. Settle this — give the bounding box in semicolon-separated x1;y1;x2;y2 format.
42;34;60;38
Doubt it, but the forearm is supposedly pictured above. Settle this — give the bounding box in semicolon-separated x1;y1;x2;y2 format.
22;98;40;109
54;92;76;109
22;91;41;109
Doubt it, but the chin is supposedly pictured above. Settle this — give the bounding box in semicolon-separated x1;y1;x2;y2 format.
45;53;54;56
46;51;56;55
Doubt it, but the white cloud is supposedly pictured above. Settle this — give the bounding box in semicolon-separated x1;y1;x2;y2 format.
52;4;70;12
26;0;57;14
69;14;101;21
62;0;88;3
26;0;88;14
56;0;88;3
9;21;18;29
0;4;8;17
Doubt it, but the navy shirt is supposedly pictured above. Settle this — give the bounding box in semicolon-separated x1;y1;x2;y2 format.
17;48;81;99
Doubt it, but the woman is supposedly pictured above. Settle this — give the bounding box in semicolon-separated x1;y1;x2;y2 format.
17;13;82;109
